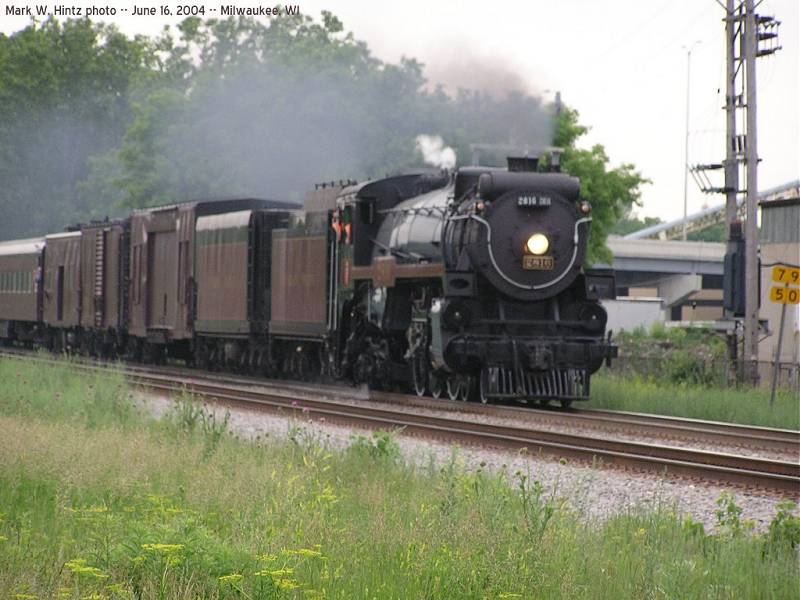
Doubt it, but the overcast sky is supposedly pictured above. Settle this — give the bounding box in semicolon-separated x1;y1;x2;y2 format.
2;0;798;221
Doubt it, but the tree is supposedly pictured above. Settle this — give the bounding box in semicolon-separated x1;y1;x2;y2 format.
1;12;645;258
553;107;648;265
611;214;663;237
0;18;157;240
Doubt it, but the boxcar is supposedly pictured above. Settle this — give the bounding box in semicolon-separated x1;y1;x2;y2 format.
129;198;294;361
193;206;293;369
79;220;129;355
0;237;44;342
42;231;82;336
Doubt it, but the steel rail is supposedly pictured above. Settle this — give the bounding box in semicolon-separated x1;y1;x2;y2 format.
2;348;799;491
125;370;800;494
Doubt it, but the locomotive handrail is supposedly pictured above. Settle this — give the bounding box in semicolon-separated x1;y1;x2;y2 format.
468;215;592;291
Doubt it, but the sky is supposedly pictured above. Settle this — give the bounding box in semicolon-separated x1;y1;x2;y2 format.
1;0;798;221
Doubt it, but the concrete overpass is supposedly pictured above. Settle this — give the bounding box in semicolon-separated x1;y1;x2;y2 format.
598;237;726;325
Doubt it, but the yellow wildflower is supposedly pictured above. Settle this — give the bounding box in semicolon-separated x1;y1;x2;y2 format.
316;486;338;504
267;568;294;577
276;579;299;590
82;593;108;600
141;543;185;555
218;574;244;584
14;595;38;600
104;583;130;596
64;559;108;579
0;535;7;542
256;553;279;562
498;594;522;599
285;548;323;558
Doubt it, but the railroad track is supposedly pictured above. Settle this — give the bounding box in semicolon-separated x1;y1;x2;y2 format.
2;349;799;493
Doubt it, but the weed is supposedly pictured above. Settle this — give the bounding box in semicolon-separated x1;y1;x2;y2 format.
0;356;797;599
168;392;229;457
346;429;402;462
765;501;800;552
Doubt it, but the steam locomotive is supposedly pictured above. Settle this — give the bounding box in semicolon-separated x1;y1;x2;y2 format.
0;156;616;406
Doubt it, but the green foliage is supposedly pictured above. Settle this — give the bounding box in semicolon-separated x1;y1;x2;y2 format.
167;392;230;458
612;324;728;386
347;429;402;462
0;18;157;240
0;353;135;427
554;107;648;264
688;221;727;242
715;492;753;537
765;501;800;552
0;356;798;598
591;374;799;429
610;213;663;236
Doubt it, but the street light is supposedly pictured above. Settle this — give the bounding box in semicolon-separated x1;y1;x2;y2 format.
682;41;701;241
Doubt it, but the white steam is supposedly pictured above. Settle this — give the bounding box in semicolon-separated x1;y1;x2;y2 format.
415;134;457;169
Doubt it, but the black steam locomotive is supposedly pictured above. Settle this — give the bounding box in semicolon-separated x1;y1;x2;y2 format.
332;156;617;406
0;155;616;406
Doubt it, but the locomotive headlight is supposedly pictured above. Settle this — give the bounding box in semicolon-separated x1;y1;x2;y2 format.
525;233;549;255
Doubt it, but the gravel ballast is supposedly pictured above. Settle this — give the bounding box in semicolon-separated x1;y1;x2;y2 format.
136;391;798;533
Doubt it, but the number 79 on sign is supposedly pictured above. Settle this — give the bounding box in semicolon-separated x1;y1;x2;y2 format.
772;265;800;285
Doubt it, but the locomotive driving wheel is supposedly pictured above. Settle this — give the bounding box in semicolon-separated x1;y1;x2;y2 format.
429;371;444;398
446;375;471;402
446;376;460;401
411;350;428;397
479;370;491;404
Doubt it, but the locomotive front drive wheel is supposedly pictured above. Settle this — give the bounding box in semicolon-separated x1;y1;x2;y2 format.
411;351;428;397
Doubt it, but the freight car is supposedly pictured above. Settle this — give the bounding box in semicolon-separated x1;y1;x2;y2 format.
0;156;617;406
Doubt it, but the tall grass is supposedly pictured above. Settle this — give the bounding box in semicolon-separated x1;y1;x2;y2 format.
592;373;800;430
0;357;798;599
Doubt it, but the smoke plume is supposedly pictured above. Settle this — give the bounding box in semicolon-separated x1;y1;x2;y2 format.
415;135;457;169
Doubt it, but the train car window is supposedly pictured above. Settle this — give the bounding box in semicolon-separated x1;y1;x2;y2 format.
359;199;375;225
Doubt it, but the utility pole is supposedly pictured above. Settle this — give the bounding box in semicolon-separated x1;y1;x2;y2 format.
742;0;760;385
682;43;700;241
723;0;740;381
712;0;781;385
724;0;739;233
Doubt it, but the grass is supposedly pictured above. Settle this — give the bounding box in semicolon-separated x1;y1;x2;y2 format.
0;356;799;599
592;372;800;430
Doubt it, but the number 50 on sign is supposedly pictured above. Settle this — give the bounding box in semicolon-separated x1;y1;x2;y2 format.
769;286;799;304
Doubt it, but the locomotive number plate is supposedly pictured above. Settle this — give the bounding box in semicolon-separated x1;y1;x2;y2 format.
523;256;554;270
